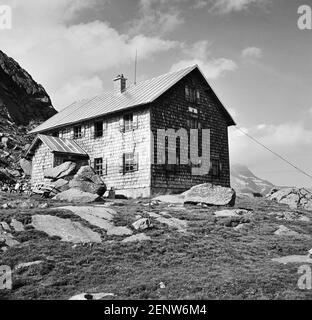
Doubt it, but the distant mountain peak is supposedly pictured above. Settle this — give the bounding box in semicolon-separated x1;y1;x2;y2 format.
231;164;275;196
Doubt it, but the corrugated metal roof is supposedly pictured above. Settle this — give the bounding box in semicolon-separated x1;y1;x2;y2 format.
25;134;88;158
30;65;235;133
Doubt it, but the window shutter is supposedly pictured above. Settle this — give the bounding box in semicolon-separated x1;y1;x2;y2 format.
90;123;95;138
119;118;125;133
119;154;125;174
133;114;139;130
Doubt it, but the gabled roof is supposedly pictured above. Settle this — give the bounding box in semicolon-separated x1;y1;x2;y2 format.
30;65;235;133
25;134;88;159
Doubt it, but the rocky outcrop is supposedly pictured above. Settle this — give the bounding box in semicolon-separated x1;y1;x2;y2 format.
44;162;76;180
182;183;236;207
0;50;57;192
31;215;102;243
268;188;312;211
0;50;56;125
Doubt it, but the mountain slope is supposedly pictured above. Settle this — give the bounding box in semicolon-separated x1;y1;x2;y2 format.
0;50;56;125
0;50;57;190
231;164;275;196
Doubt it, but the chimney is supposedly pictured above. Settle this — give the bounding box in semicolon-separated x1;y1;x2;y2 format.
113;74;127;94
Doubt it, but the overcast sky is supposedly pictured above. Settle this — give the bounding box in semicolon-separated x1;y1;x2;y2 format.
1;0;312;187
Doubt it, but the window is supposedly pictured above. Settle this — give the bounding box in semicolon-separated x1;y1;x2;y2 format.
211;159;221;177
94;121;103;138
123;153;138;173
189;118;201;129
52;131;59;137
124;113;133;132
74;126;82;139
185;86;200;104
94;158;103;175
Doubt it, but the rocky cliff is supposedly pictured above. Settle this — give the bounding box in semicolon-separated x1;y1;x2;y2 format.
0;50;57;191
0;50;56;125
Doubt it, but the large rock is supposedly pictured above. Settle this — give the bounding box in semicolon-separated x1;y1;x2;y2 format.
69;180;106;196
132;218;152;231
274;225;301;237
53;188;100;203
44;162;76;180
74;166;104;185
50;179;70;193
182;183;236;206
32;215;102;243
268;188;312;211
70;166;106;196
55;206;115;231
19;158;32;176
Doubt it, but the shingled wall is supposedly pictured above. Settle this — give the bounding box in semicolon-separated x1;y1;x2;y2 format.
150;68;231;194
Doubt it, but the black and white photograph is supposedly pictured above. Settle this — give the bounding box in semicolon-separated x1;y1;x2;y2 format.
1;0;312;308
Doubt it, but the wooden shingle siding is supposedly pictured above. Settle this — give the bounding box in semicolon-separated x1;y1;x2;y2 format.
150;69;231;194
45;108;152;198
31;142;53;186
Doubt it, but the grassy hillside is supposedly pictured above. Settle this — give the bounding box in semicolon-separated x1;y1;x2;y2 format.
1;193;312;300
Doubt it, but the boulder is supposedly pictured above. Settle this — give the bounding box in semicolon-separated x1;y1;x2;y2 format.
274;225;300;237
69;180;106;196
182;183;236;207
268;188;312;211
132;218;152;231
74;166;104;185
10;219;25;232
70;166;107;196
44;161;76;180
106;226;133;236
31;215;102;243
19;158;32;176
50;179;69;193
53;188;100;203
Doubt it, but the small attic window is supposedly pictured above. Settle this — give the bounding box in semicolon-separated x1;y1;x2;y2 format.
185;86;200;104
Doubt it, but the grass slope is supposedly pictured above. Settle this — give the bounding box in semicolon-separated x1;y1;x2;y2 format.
1;193;312;300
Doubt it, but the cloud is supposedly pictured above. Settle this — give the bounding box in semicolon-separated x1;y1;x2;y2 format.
209;0;268;14
2;0;178;109
171;40;237;79
241;47;263;59
127;0;184;36
229;122;312;166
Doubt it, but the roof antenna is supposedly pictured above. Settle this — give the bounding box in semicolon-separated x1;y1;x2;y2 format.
134;49;138;85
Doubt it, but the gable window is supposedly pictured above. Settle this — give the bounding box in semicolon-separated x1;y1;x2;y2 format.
74;126;82;139
94;158;103;175
188;118;201;129
94;121;103;138
123;152;138;173
124;113;133;132
185;86;200;104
